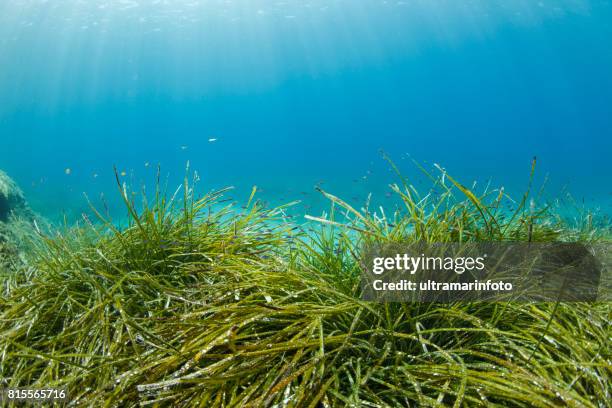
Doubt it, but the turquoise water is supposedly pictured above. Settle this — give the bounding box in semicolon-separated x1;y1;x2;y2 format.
1;0;611;222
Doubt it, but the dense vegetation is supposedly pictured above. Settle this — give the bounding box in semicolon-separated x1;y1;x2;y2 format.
0;164;609;407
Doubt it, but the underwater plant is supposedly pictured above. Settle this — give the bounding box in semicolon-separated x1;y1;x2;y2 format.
0;165;609;407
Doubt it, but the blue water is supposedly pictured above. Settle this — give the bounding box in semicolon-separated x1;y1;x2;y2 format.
1;0;611;222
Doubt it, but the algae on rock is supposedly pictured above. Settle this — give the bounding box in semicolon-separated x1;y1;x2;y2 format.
0;170;36;269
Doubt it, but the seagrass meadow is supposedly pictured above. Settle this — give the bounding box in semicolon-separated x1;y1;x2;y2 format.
0;165;610;408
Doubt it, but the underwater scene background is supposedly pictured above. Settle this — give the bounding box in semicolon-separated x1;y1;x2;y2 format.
1;0;611;222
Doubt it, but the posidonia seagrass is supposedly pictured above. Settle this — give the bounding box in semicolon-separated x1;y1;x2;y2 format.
0;163;609;407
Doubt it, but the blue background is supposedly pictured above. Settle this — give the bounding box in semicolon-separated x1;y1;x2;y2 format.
1;0;610;221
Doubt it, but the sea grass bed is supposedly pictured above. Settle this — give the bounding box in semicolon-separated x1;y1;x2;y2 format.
0;165;610;407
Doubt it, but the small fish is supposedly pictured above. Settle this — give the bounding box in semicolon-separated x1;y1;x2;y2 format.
65;168;72;175
144;162;150;167
208;138;218;143
180;145;188;150
93;173;99;179
120;171;127;177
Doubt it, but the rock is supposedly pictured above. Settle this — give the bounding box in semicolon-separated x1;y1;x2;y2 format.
0;170;33;222
0;170;36;270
